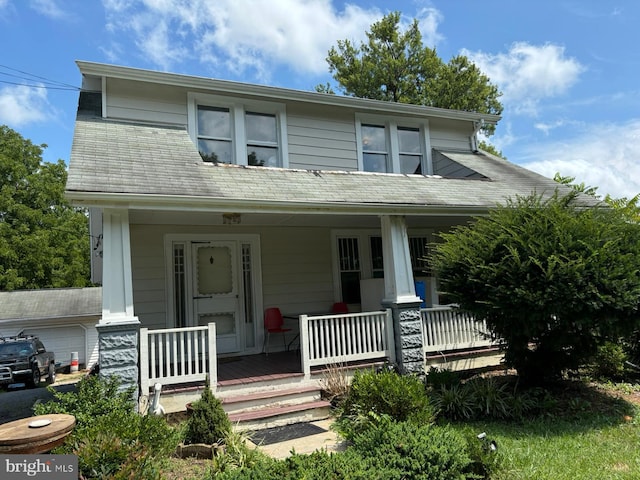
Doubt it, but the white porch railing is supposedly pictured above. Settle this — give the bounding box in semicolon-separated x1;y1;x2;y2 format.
139;323;217;395
421;306;494;354
299;310;395;377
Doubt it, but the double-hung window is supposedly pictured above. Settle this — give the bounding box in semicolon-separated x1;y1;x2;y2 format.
333;230;433;304
361;124;389;173
189;93;288;168
197;106;232;164
246;112;279;167
398;127;423;174
357;115;431;174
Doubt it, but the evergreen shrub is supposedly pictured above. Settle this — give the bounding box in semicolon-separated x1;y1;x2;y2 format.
184;376;231;445
337;368;434;438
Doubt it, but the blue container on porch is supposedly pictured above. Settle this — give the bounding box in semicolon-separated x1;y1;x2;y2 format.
414;280;426;307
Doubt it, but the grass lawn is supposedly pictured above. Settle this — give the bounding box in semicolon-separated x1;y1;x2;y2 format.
160;380;640;479
451;381;640;480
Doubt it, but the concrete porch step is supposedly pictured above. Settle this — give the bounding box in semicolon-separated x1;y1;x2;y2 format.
229;400;332;431
221;385;321;414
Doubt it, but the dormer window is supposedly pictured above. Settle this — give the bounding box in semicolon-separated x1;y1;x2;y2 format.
361;124;388;172
398;127;422;174
246;112;278;167
197;106;232;164
356;114;431;175
189;93;288;168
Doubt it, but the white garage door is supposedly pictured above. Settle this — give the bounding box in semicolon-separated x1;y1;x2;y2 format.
22;326;86;369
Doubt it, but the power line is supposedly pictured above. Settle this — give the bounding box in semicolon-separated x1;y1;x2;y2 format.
0;64;80;91
0;79;79;91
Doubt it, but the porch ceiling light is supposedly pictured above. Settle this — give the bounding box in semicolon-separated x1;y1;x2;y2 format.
222;213;241;225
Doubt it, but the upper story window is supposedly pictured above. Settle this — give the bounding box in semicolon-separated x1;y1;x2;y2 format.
189;93;288;168
362;124;388;173
398;127;422;174
357;115;431;175
197;106;232;164
246;112;278;167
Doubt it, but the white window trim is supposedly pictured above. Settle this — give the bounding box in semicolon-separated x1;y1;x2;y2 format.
331;228;434;302
187;92;289;168
355;113;432;175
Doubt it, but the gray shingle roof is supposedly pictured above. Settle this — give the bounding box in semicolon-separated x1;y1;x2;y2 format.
0;287;102;321
66;116;588;213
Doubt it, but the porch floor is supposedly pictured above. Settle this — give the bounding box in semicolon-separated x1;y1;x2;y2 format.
217;351;303;387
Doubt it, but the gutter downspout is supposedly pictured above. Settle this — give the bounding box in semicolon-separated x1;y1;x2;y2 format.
470;119;485;153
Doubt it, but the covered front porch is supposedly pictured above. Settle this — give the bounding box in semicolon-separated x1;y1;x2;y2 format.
92;204;500;417
139;305;500;413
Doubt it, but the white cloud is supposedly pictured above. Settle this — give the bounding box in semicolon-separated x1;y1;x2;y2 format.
520;120;640;199
101;0;391;77
463;42;585;116
413;7;444;47
0;84;51;127
30;0;68;19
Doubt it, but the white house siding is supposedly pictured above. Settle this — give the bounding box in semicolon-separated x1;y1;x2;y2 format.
105;77;188;125
130;225;170;330
129;223;337;331
259;226;335;314
286;104;358;171
429;118;473;151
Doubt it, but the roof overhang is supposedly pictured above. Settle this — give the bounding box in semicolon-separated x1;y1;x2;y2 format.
65;190;491;217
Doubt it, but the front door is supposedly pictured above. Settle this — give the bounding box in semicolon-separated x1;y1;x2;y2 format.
192;241;241;353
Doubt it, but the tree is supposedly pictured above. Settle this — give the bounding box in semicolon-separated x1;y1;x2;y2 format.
323;12;503;134
0;125;91;290
554;172;640;223
431;191;640;384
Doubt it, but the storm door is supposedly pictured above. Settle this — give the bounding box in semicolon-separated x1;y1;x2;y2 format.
192;241;241;353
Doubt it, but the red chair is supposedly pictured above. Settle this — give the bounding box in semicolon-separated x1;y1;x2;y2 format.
331;302;349;314
262;307;292;354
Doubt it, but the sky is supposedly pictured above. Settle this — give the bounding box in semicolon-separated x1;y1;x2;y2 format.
1;0;639;199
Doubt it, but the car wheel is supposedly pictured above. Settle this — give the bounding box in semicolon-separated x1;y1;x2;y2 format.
46;363;56;384
27;366;41;388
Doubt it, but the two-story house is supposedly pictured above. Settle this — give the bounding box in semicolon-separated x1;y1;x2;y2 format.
65;61;570;417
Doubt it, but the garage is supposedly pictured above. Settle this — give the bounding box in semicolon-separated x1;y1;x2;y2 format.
0;287;101;371
22;324;91;369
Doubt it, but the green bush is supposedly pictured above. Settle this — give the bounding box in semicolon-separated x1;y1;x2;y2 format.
337;368;434;438
431;384;475;420
34;374;134;426
184;376;231;445
71;413;179;480
431;376;547;421
351;415;473;480
589;341;628;381
34;375;180;479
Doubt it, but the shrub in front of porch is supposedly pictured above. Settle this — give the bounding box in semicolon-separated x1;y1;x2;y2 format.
183;375;231;446
334;368;434;439
432;191;640;385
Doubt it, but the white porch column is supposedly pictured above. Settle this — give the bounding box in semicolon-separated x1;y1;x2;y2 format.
101;208;136;324
380;215;424;375
97;208;140;399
